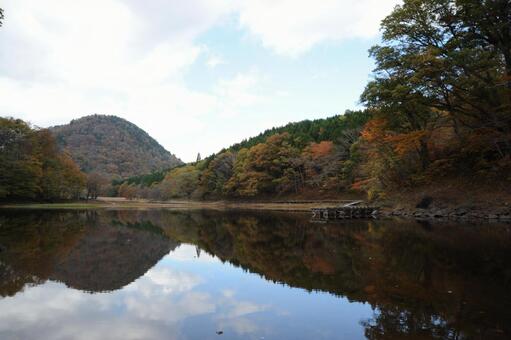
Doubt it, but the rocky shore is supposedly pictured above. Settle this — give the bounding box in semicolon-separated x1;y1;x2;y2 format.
383;205;511;221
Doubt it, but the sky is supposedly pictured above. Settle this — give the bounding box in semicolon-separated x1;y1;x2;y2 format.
0;0;401;162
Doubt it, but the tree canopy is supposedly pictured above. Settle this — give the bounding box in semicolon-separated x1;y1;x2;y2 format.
359;0;511;194
0;117;86;201
113;111;371;200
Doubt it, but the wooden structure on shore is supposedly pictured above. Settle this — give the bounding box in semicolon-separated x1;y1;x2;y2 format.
311;201;379;220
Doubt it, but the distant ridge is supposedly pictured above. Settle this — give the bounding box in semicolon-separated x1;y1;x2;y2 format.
51;115;182;178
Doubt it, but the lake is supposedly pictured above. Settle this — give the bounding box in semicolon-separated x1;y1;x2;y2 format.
0;209;510;339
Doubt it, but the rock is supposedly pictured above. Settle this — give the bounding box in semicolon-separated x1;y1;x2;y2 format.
416;196;433;209
469;213;482;219
454;208;469;216
433;209;448;218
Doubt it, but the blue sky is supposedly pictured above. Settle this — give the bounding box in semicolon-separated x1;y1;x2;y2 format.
0;0;400;162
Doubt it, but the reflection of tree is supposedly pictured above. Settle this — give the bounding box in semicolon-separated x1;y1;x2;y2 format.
1;209;510;338
0;210;177;295
146;210;511;339
0;210;86;296
362;306;456;339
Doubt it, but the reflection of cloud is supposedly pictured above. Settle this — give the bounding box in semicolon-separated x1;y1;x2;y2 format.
0;265;212;339
123;267;215;322
214;290;270;336
226;301;266;318
221;289;235;298
0;283;84;324
145;267;201;294
0;254;272;339
219;317;260;335
124;291;215;323
166;244;219;263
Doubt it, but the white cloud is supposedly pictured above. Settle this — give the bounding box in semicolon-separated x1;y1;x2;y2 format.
238;0;400;56
206;55;226;68
214;71;264;118
0;0;237;161
0;0;399;161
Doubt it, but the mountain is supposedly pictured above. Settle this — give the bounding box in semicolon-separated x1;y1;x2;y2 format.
51;115;182;178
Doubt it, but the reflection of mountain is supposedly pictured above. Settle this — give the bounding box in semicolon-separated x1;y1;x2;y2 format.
1;209;510;338
51;223;178;292
0;210;177;294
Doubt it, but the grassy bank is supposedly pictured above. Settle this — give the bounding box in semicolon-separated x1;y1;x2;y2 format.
0;198;356;212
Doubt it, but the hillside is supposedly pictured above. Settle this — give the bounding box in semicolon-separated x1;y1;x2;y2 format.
113;111;370;191
114;110;372;200
228;110;370;152
51;115;182;178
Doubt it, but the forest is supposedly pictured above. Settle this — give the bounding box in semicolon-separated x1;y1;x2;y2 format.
117;0;511;199
113;1;511;201
1;0;510;203
113;111;372;200
0;118;86;201
51;115;182;179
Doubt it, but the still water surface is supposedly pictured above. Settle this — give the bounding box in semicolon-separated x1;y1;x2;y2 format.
0;209;510;339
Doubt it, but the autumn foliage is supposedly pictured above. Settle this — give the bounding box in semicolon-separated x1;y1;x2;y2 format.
0;118;86;201
114;111;371;200
117;0;511;201
355;0;511;196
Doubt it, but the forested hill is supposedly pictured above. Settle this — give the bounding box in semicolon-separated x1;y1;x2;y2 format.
54;0;511;204
228;110;371;152
113;110;373;200
51;115;182;179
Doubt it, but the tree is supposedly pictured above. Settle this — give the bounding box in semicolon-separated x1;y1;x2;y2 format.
226;133;301;196
0;118;41;199
301;141;344;191
86;173;107;200
456;0;511;90
159;165;200;199
198;151;235;198
118;182;136;200
0;118;86;201
0;8;4;27
59;153;87;199
361;0;511;188
36;130;87;200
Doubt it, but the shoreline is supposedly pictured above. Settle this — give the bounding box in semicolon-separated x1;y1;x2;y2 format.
380;206;511;221
2;198;511;221
0;199;342;213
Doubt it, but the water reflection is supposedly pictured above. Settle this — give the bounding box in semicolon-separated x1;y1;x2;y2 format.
0;209;510;339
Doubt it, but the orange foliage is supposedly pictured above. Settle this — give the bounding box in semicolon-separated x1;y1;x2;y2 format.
385;130;428;156
306;141;334;159
360;118;388;143
351;178;373;191
463;128;509;154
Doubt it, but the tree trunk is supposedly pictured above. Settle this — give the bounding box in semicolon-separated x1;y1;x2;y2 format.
418;140;430;171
